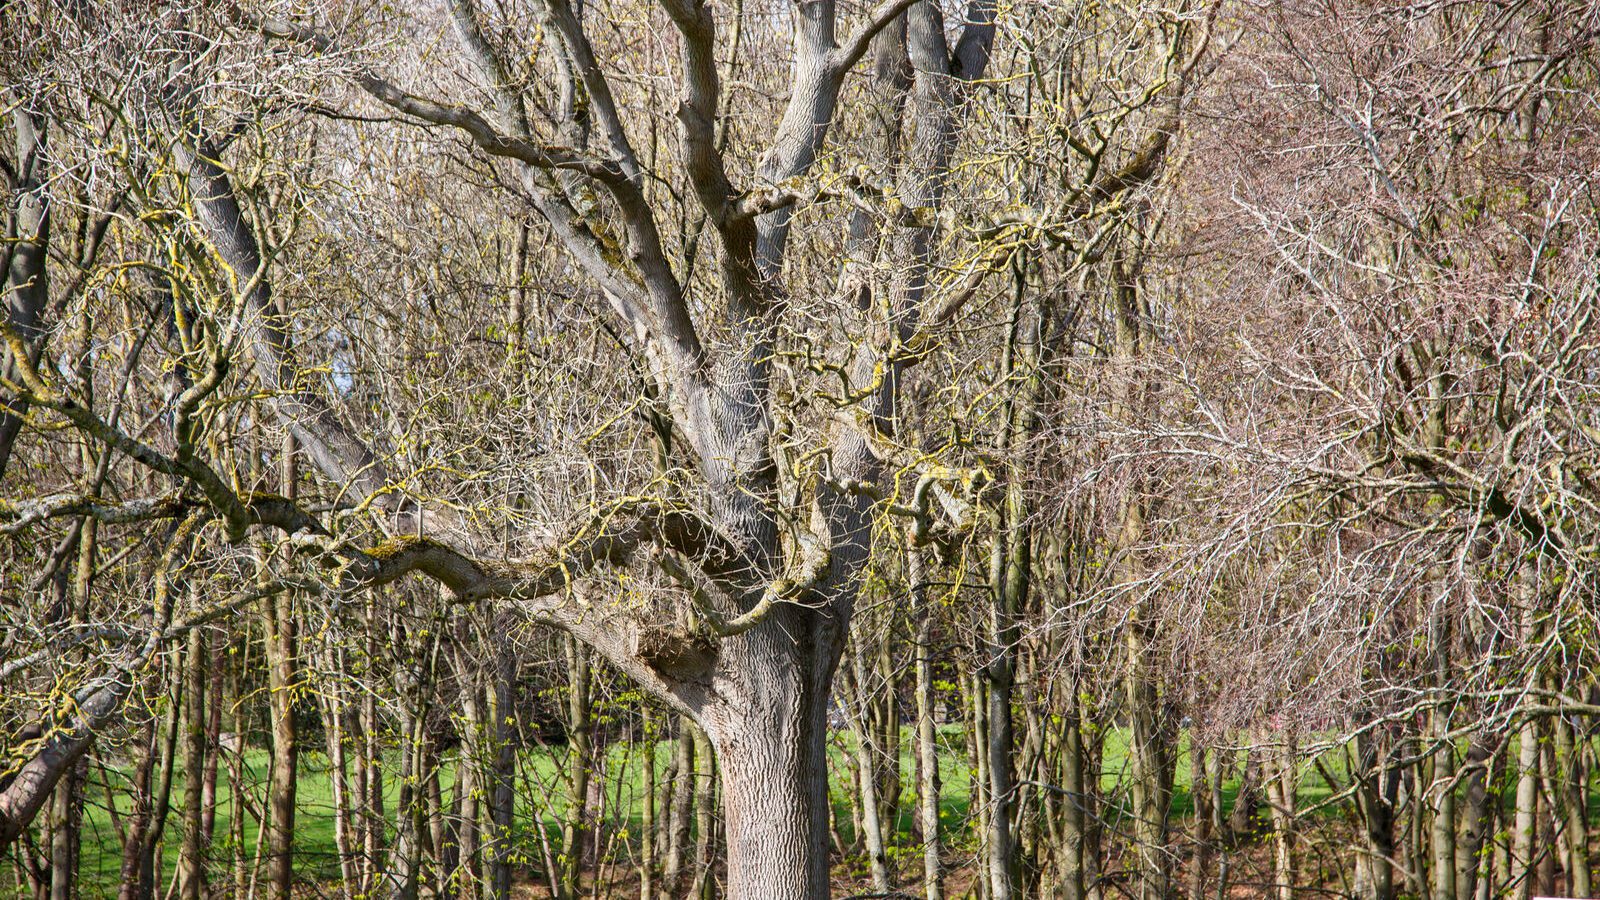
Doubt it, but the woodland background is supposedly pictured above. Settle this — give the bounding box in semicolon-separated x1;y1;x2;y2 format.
3;0;1600;898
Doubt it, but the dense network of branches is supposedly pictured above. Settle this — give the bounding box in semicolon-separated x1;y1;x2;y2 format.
2;0;1598;898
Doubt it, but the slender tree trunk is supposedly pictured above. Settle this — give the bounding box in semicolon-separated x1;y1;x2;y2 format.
969;669;992;900
559;637;591;900
661;720;694;898
1430;742;1457;900
1454;735;1494;900
1056;690;1088;900
1264;738;1296;900
119;668;180;900
200;639;223;858
985;495;1025;900
1189;741;1213;900
262;434;299;900
483;644;516;900
690;723;717;900
176;627;208;900
1226;747;1261;843
115;721;159;900
847;649;892;893
226;655;249;900
640;711;657;900
317;642;358;898
910;541;943;900
45;760;81;900
1550;705;1590;898
1511;715;1541;900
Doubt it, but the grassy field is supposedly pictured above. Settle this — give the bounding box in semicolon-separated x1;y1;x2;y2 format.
46;727;1337;897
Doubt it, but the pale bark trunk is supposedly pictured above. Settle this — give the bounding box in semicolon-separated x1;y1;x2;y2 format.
1430;744;1457;900
317;642;358;898
46;761;81;900
1264;739;1296;900
910;541;943;900
1511;716;1541;900
263;435;298;900
847;649;892;893
661;720;694;897
699;643;834;900
690;720;718;900
1550;705;1590;898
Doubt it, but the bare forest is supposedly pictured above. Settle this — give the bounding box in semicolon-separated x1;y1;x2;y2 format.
2;0;1599;898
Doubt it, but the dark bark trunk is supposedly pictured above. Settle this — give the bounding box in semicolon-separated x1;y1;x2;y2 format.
559;637;592;900
1188;742;1213;900
176;627;208;900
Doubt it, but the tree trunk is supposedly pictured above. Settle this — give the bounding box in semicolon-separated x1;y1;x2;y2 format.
1511;715;1540;900
847;649;892;894
661;720;694;897
1550;705;1590;898
1453;735;1494;900
262;434;299;900
1264;738;1296;900
46;760;81;900
1188;741;1213;900
484;646;517;900
559;636;592;900
698;651;834;900
910;541;944;900
176;627;208;900
1056;691;1088;900
640;711;657;900
689;723;717;900
1430;741;1457;900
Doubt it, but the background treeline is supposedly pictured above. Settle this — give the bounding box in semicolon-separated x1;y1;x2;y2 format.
4;0;1600;898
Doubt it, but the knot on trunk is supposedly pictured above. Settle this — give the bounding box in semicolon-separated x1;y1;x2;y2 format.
633;624;716;678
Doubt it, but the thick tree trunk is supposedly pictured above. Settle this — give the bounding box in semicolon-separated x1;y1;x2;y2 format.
699;646;833;899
